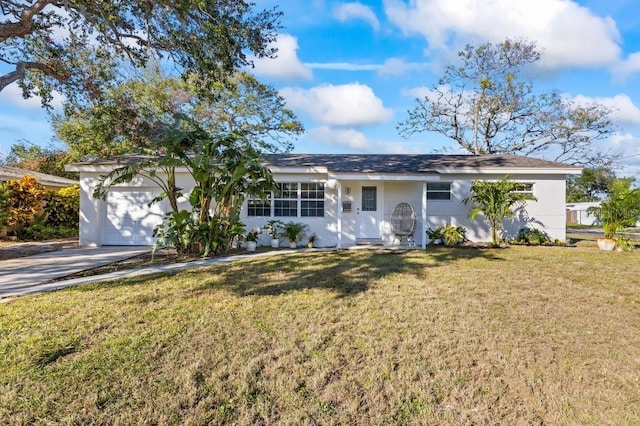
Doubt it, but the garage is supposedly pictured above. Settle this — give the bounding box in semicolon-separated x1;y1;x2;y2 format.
101;190;165;245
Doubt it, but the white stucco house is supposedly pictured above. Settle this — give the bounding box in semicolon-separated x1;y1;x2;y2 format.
66;154;581;248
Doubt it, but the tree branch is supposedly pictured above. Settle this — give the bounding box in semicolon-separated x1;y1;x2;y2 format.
0;0;54;42
0;61;57;92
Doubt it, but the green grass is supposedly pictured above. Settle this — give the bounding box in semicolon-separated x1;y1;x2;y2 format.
2;246;640;424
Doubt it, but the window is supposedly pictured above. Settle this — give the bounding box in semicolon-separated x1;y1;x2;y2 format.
361;186;377;211
247;183;325;217
275;183;298;217
513;182;535;199
301;183;325;217
427;182;452;200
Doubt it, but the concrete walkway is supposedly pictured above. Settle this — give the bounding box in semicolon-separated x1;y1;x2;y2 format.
0;247;329;299
0;247;149;298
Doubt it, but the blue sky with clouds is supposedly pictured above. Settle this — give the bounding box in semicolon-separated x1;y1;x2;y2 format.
1;0;640;176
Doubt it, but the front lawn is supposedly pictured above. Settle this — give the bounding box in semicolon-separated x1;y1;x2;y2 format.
1;246;639;424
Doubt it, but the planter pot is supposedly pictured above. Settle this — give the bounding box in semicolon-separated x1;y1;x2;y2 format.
270;238;280;248
289;241;298;249
246;241;257;252
596;238;616;251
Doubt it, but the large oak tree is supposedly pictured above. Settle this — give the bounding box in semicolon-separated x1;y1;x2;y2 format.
398;39;617;167
0;0;281;105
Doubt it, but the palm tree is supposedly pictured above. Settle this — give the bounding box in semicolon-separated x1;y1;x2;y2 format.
463;177;536;246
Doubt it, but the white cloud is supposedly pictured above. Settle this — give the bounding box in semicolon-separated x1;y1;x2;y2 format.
614;52;640;79
0;83;65;110
605;132;640;176
333;2;380;30
280;83;393;126
305;62;380;71
308;126;424;153
377;58;429;76
309;126;373;150
251;34;313;82
572;94;640;125
384;0;621;70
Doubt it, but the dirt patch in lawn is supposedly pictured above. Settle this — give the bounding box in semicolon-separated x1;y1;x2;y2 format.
0;238;78;260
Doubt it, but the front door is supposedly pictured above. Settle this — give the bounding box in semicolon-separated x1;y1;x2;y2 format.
357;185;380;238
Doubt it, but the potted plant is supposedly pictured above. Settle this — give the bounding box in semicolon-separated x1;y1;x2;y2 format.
426;227;444;245
264;219;283;248
244;228;260;252
588;180;640;251
306;233;318;248
282;221;308;248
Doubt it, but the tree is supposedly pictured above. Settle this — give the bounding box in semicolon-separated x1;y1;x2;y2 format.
566;167;617;202
54;72;303;159
93;118;276;256
398;39;616;167
0;1;281;106
463;177;536;246
3;140;75;179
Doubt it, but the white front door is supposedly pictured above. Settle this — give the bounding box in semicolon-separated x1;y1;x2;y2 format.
356;185;380;239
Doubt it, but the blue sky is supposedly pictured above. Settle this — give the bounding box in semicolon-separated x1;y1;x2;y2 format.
1;0;640;176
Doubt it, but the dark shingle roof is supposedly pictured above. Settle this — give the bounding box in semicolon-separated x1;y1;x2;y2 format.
67;153;580;174
0;165;77;187
264;154;579;173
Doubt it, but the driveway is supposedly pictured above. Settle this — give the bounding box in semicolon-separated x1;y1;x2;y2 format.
0;246;148;298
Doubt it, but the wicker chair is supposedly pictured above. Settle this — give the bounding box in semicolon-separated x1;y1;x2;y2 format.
390;202;417;246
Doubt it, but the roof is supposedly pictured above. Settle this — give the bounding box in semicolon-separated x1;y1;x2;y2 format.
66;153;581;174
264;154;579;173
0;165;77;187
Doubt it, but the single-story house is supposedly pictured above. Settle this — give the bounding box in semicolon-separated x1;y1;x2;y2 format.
66;154;581;248
0;165;77;192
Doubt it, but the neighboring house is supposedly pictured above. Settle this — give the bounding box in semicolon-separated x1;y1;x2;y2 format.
0;165;77;192
66;154;581;248
566;202;600;226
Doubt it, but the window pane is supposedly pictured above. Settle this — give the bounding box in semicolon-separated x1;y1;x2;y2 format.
426;192;451;201
276;183;297;199
274;200;297;217
428;182;451;191
362;186;377;211
426;182;451;201
302;200;324;217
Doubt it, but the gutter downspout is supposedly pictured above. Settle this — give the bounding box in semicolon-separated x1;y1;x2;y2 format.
337;180;342;249
422;182;427;249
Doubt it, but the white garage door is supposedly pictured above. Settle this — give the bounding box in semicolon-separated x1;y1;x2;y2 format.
102;190;165;246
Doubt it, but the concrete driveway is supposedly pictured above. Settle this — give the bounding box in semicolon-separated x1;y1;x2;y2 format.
0;246;148;298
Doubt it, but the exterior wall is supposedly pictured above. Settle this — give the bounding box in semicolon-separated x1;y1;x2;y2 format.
242;173;338;248
438;174;568;242
77;168;570;247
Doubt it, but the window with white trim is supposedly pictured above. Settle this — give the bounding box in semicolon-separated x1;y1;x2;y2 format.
274;183;298;217
247;183;325;217
247;190;271;217
513;182;534;198
426;182;452;200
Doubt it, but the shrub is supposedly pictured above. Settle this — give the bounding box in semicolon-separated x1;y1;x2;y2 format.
45;184;80;227
17;223;78;240
0;175;47;230
515;227;551;245
427;225;467;246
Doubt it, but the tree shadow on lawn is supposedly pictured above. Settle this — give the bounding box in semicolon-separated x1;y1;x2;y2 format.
72;247;506;299
191;247;506;298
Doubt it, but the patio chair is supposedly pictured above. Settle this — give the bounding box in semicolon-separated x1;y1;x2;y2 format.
390;202;417;246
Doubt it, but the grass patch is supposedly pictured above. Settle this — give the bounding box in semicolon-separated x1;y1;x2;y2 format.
1;247;640;424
